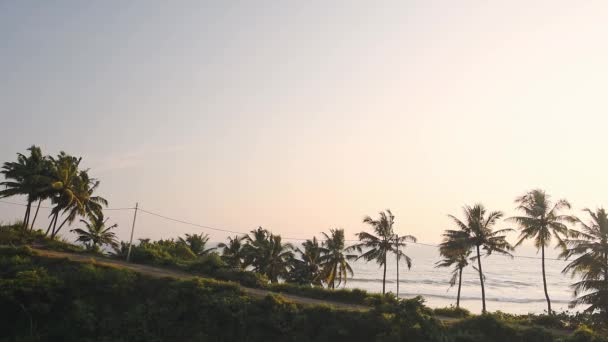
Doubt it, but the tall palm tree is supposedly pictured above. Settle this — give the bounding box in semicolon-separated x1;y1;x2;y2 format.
218;235;246;268
70;212;118;252
435;229;471;308
179;233;216;257
243;227;293;283
45;152;83;237
393;233;417;297
448;204;513;313
562;208;608;316
51;169;107;238
349;210;401;295
320;229;356;289
288;237;324;286
0;146;51;230
508;189;572;314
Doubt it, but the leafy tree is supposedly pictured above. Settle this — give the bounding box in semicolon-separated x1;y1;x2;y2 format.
287;237;324;286
179;233;216;257
0;146;52;230
562;208;608;317
243;227;294;283
436;229;471;308
508;189;573;314
218;235;246;268
70;212;118;252
349;210;408;295
448;204;513;313
320;229;356;289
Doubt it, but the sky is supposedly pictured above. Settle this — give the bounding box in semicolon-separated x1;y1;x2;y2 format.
1;1;608;249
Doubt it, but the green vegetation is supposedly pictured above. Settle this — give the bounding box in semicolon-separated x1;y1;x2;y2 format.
1;246;606;341
508;189;573;315
562;208;608;318
2;146;608;339
348;209;417;295
446;204;514;313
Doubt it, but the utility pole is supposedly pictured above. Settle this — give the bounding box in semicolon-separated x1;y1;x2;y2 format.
395;234;400;298
126;202;139;262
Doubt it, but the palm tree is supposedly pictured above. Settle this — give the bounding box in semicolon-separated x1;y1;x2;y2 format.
448;204;513;313
393;233;417;297
43;153;107;239
45;152;83;237
435;229;471;308
70;212;118;252
179;233;216;257
218;235;246;268
243;227;294;283
349;210;400;295
562;208;608;316
508;189;572;314
0;146;51;230
288;237;324;286
320;229;356;289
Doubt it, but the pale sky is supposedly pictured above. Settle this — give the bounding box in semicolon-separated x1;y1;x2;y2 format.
1;1;607;248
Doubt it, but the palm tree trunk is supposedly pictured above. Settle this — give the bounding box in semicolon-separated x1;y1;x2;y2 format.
457;266;463;308
382;256;387;295
476;244;486;313
22;200;32;230
396;252;400;298
45;212;58;236
52;215;71;238
29;199;42;231
541;244;552;315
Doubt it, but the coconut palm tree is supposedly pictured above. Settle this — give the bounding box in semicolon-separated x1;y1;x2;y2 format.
52;170;108;238
243;227;294;283
435;229;471;308
508;189;572;314
218;235;246;268
349;210;400;295
45;152;83;237
393;233;417;297
562;208;608;316
448;204;513;313
0;146;52;230
70;212;118;252
320;229;356;289
288;237;324;286
179;233;216;257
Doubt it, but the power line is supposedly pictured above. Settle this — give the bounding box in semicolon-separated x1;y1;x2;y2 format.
0;199;566;262
136;207;566;262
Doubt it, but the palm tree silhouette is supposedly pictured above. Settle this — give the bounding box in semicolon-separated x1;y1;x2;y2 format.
288;237;324;286
562;208;608;317
179;233;216;257
218;235;246;268
448;204;513;313
320;229;356;289
436;229;471;308
0;145;52;230
243;227;293;283
349;210;409;295
508;189;572;314
70;212;118;252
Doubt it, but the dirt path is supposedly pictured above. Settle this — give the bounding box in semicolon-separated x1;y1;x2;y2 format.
32;248;368;311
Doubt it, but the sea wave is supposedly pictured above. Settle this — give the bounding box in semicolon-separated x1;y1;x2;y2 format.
396;292;572;304
349;277;533;288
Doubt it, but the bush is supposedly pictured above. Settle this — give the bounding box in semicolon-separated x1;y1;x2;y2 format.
266;283;383;306
213;268;269;287
433;306;471;318
187;253;226;274
0;248;451;342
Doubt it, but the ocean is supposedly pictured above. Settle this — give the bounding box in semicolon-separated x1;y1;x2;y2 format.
342;243;581;315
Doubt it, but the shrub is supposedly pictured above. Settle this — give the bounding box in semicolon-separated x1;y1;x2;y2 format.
433;306;471;318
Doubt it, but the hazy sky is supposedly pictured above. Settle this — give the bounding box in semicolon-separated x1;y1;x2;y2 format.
1;1;607;247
